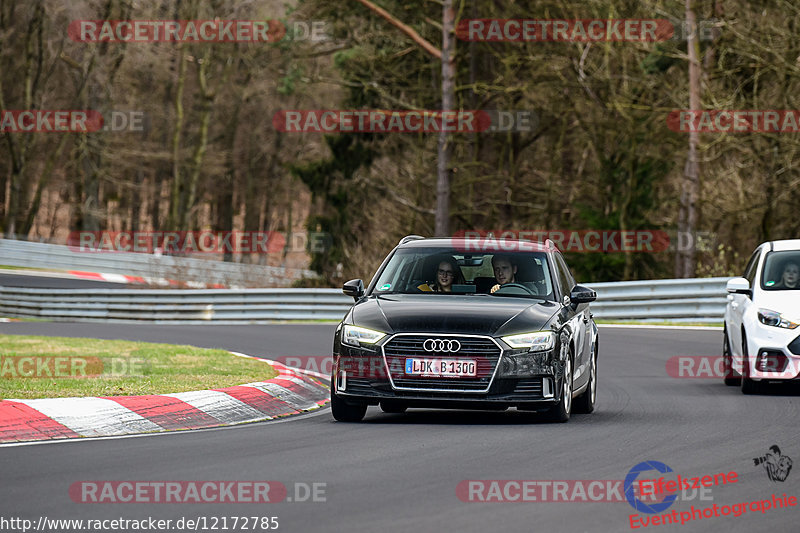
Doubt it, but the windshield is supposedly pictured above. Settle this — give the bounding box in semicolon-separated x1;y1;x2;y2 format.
368;247;554;300
761;251;800;290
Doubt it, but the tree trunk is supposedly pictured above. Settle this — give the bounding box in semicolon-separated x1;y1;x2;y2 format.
436;0;455;236
178;50;213;230
20;134;69;235
677;0;701;278
220;97;241;263
0;1;46;237
167;45;187;230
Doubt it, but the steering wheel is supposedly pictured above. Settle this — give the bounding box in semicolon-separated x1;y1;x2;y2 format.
492;282;536;296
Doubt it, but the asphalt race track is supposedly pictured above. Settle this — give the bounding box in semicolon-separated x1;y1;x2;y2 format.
1;322;799;533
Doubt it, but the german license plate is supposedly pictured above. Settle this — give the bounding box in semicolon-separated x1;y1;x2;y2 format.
404;358;477;377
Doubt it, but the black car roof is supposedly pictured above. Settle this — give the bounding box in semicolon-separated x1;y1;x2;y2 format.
398;237;557;253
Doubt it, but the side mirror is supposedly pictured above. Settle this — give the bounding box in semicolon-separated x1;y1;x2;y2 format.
570;285;597;305
726;277;752;297
343;279;365;300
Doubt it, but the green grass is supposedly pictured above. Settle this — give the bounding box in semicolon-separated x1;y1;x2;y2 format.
0;334;276;399
0;265;54;271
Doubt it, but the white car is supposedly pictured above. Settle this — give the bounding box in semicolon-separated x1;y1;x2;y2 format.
723;239;800;393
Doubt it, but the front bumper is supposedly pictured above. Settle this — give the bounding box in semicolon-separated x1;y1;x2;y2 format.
333;331;566;409
335;375;558;409
745;324;800;381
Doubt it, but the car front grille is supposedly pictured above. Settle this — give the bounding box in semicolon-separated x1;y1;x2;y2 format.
383;335;501;392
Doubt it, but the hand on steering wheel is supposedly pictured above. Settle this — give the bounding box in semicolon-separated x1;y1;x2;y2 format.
491;282;536;295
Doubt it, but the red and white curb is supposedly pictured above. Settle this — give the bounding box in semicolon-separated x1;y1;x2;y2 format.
0;357;329;444
0;268;228;289
66;270;228;289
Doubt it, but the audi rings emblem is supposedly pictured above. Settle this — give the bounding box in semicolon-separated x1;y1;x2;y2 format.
423;339;461;352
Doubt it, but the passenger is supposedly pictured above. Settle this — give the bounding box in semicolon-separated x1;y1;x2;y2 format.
418;257;462;292
774;261;799;289
490;254;517;293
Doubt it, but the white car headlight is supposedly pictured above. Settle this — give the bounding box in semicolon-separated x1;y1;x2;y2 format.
757;308;800;329
342;325;387;347
501;331;555;351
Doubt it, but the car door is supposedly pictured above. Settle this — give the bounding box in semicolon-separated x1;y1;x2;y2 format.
554;253;588;387
729;248;760;367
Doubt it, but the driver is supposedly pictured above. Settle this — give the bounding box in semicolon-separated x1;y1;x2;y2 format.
490;254;538;295
490;254;516;293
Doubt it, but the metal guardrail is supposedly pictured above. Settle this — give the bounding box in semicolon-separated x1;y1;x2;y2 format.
0;239;315;288
0;278;730;324
588;277;728;322
0;287;349;323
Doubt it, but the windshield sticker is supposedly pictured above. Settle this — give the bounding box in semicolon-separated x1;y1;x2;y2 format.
379;283;392;291
766;281;775;286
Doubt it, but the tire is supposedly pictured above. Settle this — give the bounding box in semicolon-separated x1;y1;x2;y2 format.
330;376;367;422
574;345;597;414
722;325;740;386
544;355;572;422
380;401;408;414
740;331;762;395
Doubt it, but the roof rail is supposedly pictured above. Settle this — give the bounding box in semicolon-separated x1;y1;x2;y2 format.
399;235;426;245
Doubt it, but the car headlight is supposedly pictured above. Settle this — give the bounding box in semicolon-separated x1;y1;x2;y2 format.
342;325;387;347
501;331;555;351
757;309;800;329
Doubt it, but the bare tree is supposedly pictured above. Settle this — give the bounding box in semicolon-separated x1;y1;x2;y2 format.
676;0;702;278
436;0;455;236
350;0;448;234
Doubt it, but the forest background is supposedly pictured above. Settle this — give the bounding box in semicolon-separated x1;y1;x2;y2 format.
1;0;797;286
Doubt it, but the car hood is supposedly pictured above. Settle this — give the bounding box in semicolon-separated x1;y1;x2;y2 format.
756;290;800;319
349;294;559;337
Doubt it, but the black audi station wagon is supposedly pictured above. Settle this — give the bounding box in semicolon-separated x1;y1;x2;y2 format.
331;236;598;422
